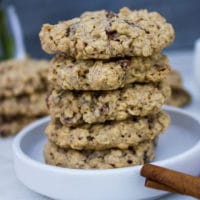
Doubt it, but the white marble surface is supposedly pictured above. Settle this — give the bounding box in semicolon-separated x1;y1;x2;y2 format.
0;50;199;200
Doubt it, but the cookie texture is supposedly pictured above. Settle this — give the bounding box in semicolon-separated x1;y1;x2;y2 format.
39;8;174;59
44;141;155;169
46;111;169;150
0;58;49;97
49;53;170;90
0;116;36;137
0;93;48;117
47;82;170;126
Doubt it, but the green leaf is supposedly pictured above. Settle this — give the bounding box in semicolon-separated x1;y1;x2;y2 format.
0;8;14;60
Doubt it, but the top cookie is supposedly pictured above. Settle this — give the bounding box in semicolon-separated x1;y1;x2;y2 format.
0;58;49;97
39;7;174;59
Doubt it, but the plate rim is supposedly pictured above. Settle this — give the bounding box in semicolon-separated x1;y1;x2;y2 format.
13;105;200;175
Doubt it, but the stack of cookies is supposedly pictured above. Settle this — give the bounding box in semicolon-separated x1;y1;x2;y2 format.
0;58;49;137
39;7;174;169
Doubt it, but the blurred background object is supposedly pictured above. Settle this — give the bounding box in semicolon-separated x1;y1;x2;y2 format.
194;38;200;88
166;70;191;107
0;0;25;60
0;58;49;137
0;0;14;60
10;0;200;58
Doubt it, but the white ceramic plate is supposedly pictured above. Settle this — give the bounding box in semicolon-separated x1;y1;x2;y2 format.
13;106;200;200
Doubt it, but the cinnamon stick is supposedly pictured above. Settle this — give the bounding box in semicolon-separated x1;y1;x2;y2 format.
145;179;182;194
141;164;200;199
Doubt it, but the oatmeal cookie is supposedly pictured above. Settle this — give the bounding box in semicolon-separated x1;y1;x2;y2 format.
46;111;169;150
47;82;170;126
44;141;155;169
49;53;170;90
39;8;174;59
0;116;37;137
0;92;48;117
0;58;49;97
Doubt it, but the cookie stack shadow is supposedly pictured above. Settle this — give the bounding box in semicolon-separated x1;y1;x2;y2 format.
40;7;175;169
0;59;49;137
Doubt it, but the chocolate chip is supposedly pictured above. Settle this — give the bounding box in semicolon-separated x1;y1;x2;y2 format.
128;146;133;151
118;60;130;69
154;64;166;71
110;164;116;168
105;29;118;40
124;19;149;33
54;120;62;129
147;117;154;129
105;10;116;18
58;52;68;58
60;112;76;124
67;65;73;69
143;150;149;163
57;90;66;99
87;136;94;141
61;117;74;124
66;23;78;37
99;104;109;113
127;160;133;164
132;117;139;122
124;20;140;28
50;152;54;158
66;27;70;37
56;163;62;167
